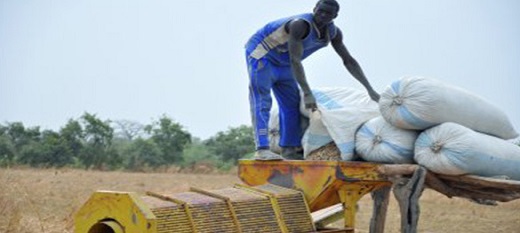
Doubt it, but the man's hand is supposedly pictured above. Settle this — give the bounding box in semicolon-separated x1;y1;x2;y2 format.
369;90;380;103
304;93;318;111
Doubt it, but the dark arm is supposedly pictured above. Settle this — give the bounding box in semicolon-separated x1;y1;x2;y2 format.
331;28;380;102
287;19;317;109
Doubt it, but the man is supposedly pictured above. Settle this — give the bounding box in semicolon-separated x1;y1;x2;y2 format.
245;0;380;160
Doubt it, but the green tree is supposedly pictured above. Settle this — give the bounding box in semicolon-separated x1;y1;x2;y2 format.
41;130;74;167
79;113;118;169
0;124;6;135
16;141;41;166
124;138;163;170
0;133;15;166
145;115;191;165
59;119;84;160
17;130;73;167
0;122;41;165
204;125;255;164
3;122;40;151
182;142;214;168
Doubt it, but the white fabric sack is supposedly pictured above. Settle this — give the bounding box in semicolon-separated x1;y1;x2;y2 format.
415;122;520;180
301;87;380;160
302;111;333;158
379;76;518;139
355;116;418;164
269;107;309;154
268;107;282;154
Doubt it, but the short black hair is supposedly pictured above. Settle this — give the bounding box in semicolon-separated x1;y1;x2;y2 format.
316;0;340;12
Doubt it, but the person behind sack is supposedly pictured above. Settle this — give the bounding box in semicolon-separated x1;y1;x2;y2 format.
245;0;379;160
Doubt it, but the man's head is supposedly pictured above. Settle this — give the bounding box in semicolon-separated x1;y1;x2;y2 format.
313;0;339;25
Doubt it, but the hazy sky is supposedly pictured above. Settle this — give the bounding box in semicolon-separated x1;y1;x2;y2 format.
1;0;519;140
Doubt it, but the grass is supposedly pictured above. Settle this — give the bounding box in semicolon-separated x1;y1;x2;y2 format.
1;171;25;233
1;168;519;233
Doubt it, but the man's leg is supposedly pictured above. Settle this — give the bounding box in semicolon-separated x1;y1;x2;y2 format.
247;58;284;160
272;67;304;160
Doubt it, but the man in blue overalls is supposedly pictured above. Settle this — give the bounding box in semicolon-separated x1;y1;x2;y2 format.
245;0;380;160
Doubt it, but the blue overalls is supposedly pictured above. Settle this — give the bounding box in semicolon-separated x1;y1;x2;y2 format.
245;13;337;150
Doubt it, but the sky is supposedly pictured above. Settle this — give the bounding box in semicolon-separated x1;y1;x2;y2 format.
1;0;519;140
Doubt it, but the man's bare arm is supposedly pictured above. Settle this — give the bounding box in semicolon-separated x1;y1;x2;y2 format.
331;28;380;102
287;19;317;109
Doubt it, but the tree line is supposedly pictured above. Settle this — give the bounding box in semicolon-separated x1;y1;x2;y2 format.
0;112;255;171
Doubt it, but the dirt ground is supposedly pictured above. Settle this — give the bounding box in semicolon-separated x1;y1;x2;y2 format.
1;168;519;233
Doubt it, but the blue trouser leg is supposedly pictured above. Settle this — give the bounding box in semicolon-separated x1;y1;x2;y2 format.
272;66;302;147
247;57;273;149
247;55;302;150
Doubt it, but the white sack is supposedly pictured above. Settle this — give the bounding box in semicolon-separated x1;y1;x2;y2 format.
379;76;518;139
269;107;309;154
302;111;333;158
301;87;380;160
415;122;520;180
355;116;418;164
268;107;282;154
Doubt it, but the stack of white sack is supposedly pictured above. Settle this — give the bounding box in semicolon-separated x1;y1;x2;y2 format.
415;122;520;180
300;87;379;160
377;76;520;179
355;116;418;164
378;76;518;140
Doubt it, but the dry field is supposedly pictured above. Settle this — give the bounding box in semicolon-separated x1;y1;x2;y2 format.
1;168;519;233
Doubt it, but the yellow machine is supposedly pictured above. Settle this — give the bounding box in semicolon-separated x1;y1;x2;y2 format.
75;160;390;233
